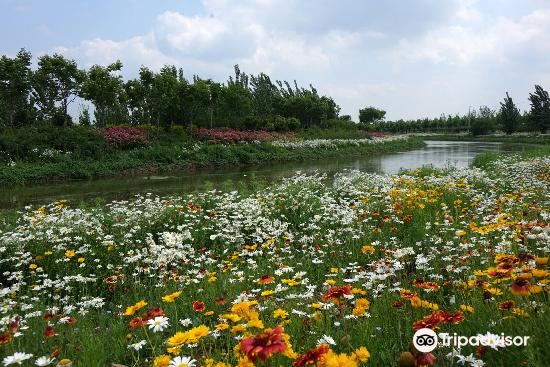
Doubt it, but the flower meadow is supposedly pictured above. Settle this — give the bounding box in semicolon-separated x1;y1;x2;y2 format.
0;153;548;366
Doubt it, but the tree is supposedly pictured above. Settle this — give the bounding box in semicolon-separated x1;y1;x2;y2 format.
32;54;85;126
528;85;550;133
0;49;33;126
498;92;520;134
80;61;125;127
359;107;386;125
470;106;496;136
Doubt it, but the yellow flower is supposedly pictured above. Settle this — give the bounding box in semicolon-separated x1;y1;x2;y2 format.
261;290;275;297
216;323;230;330
455;230;467;237
29;264;37;270
273;309;289;319
511;307;529;317
237;357;255;367
325;279;336;285
123;300;147;316
231;324;247;334
167;325;210;347
205;310;215;316
361;245;375;254
65;250;75;258
535;257;548;266
44;251;53;256
460;305;474;313
323;351;358;367
353;347;370;363
162;291;183;303
77;257;85;263
220;313;242;323
153;355;171;367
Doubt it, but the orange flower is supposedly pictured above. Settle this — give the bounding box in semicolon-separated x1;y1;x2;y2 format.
257;275;275;284
129;317;145;329
146;307;165;319
510;277;531;296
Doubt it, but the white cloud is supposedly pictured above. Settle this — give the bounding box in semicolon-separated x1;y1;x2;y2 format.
156;11;226;52
47;1;550;120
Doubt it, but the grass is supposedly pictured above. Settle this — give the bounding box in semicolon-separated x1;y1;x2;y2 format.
0;148;548;366
0;137;425;185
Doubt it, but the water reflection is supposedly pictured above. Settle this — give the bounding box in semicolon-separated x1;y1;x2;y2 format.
0;141;528;208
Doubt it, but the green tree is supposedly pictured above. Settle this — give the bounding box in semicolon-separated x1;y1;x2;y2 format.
498;92;520;134
32;54;85;126
359;107;386;125
528;85;550;133
0;49;33;126
80;61;125;127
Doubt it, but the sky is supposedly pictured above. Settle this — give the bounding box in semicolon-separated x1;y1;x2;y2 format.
1;0;550;120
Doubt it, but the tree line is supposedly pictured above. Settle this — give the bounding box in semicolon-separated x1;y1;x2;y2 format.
0;49;341;130
369;86;550;135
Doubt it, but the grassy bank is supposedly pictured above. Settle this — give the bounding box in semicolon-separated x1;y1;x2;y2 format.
419;133;550;144
0;149;548;366
0;137;424;185
472;144;550;169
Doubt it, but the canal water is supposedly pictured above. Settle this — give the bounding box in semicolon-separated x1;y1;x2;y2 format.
0;141;528;208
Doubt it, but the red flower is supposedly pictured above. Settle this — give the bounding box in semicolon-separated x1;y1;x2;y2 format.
498;300;515;310
322;285;352;304
0;333;11;345
192;301;205;313
413;310;465;331
416;352;436;366
293;344;330;367
43;326;56;337
240;326;287;362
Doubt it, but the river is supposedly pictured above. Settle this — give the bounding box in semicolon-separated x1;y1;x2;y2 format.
0;140;530;208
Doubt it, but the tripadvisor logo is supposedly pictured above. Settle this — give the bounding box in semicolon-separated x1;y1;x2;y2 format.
413;328;438;353
412;328;531;352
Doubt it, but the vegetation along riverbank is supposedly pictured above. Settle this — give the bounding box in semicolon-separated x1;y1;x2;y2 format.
0;148;548;366
0;125;424;185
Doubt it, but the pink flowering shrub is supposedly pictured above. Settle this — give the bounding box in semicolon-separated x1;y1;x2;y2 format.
367;131;387;138
193;128;295;143
97;127;148;148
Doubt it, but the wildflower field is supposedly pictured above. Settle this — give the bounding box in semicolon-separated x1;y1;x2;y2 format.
0;151;548;366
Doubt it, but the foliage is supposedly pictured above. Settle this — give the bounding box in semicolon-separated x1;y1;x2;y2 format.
0;136;424;185
498;92;520;135
193;128;295;143
528;85;550;133
359;106;386;125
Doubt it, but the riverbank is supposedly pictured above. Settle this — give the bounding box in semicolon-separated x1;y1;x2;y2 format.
0;136;424;185
418;133;550;144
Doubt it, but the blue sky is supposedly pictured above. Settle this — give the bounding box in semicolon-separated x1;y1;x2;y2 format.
1;0;550;120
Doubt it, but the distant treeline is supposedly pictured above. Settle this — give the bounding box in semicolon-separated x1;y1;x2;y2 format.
0;49;343;131
372;87;550;135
